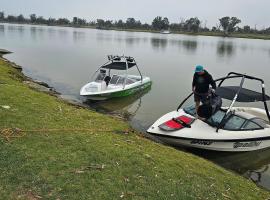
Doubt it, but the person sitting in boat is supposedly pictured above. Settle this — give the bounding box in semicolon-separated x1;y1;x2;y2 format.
192;65;216;115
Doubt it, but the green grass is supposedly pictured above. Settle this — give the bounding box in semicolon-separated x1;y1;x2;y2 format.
0;59;269;200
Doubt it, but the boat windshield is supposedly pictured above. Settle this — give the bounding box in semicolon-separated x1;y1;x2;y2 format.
95;73;106;82
184;105;227;127
183;105;196;116
207;110;226;127
117;76;125;85
110;75;120;85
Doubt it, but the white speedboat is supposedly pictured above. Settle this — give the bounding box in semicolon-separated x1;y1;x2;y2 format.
147;72;270;152
80;55;152;100
160;30;171;34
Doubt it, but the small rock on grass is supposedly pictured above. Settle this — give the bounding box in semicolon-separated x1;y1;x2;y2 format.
1;105;10;109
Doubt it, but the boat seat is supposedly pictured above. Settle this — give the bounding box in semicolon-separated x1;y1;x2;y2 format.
104;76;111;86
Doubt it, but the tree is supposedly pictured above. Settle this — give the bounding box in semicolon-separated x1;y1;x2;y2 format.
243;25;251;33
72;17;78;26
126;18;136;28
103;20;112;28
77;18;86;26
162;17;170;30
72;17;86;26
115;20;124;28
211;26;217;32
219;16;241;35
169;20;185;32
0;12;4;21
17;14;26;23
30;14;37;23
141;23;151;30
36;16;47;24
152;16;170;30
56;18;70;25
47;18;56;25
6;15;16;22
96;19;105;28
184;17;201;32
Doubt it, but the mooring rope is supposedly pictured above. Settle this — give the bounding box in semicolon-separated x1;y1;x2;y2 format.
0;128;127;142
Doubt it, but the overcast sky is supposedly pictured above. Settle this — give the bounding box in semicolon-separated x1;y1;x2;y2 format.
1;0;270;28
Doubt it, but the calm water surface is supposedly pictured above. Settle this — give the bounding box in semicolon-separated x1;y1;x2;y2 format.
1;23;270;190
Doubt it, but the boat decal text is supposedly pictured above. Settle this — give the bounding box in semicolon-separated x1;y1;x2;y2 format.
233;141;262;148
190;140;213;146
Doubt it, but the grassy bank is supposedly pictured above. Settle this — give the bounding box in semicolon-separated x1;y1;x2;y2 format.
0;58;269;200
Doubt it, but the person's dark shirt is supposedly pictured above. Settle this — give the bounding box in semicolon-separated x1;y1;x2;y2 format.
192;70;216;94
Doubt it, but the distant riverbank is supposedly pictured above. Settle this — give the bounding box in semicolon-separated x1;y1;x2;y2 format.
2;22;270;40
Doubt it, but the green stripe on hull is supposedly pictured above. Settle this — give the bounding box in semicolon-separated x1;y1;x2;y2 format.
92;81;152;100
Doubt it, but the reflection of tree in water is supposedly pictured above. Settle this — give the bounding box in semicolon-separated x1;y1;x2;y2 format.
217;41;235;57
125;37;141;47
169;39;198;52
96;32;112;42
30;27;37;39
151;38;168;49
0;25;4;36
8;25;24;36
182;40;198;52
58;29;68;38
30;26;45;39
73;31;86;43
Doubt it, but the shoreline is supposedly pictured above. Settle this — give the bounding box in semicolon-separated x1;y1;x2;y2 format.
0;56;139;122
1;22;270;40
1;56;270;199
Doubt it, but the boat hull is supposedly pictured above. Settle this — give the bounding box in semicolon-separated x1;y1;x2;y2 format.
147;108;270;152
82;80;152;100
148;132;270;152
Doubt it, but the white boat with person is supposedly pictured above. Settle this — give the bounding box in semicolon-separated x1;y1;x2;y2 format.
80;55;152;100
147;72;270;152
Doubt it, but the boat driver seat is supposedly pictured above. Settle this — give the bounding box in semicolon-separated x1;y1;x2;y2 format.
104;76;111;86
198;92;222;119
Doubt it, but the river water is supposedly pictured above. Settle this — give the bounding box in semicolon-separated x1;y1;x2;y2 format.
1;23;270;190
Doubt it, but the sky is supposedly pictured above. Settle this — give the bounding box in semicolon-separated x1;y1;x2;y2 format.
1;0;270;28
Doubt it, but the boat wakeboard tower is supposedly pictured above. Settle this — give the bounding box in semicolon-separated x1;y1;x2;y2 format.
80;55;151;100
147;72;270;152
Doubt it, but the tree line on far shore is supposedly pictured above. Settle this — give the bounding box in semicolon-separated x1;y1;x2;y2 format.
1;11;270;36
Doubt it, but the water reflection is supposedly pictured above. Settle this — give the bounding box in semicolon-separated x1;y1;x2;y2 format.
30;26;46;40
47;27;57;39
182;40;198;52
151;38;168;50
30;27;37;40
125;37;141;47
84;87;151;120
73;31;86;43
217;41;235;57
96;32;113;42
189;148;270;190
169;39;198;52
58;29;69;39
7;25;25;37
0;25;4;36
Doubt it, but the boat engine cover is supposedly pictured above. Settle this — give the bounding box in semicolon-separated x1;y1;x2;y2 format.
159;115;194;131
